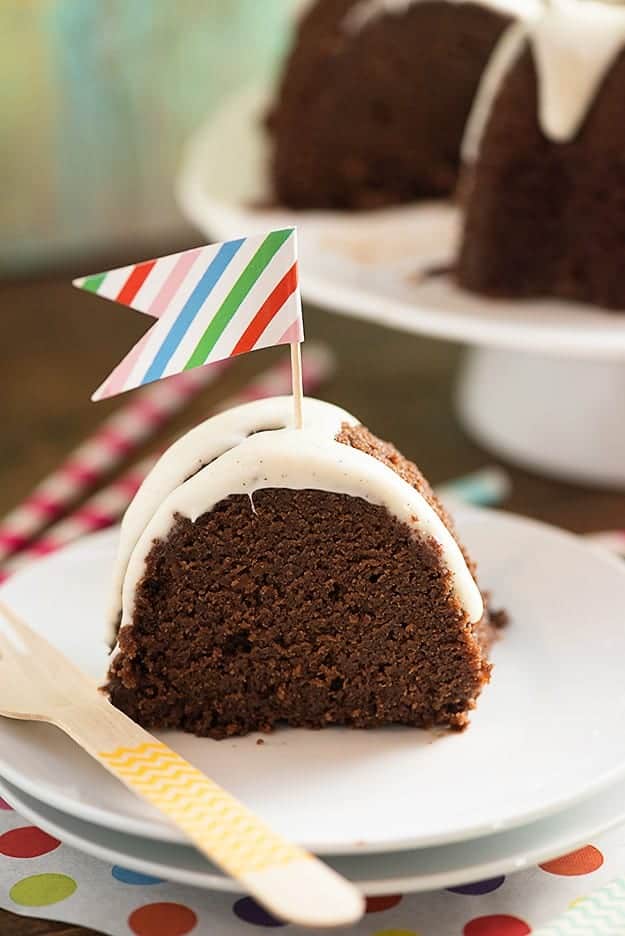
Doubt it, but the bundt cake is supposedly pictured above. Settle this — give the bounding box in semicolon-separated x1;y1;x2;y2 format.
267;0;538;210
457;0;625;310
106;397;497;739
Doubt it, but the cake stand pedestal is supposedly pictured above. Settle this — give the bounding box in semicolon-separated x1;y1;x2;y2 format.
456;348;625;488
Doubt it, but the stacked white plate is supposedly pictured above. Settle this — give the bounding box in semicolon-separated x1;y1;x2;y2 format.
2;506;625;895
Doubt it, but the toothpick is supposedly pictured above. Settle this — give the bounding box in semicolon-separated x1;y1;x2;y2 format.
290;342;304;429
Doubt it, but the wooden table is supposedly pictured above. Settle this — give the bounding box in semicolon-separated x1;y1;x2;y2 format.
1;271;623;936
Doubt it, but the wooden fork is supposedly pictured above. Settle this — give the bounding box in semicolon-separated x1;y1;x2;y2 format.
0;601;364;927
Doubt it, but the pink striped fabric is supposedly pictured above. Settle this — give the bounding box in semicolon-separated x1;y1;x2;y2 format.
0;345;334;584
0;364;229;567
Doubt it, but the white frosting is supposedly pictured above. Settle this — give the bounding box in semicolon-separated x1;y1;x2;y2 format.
111;397;484;651
109;396;355;632
464;0;625;157
344;0;540;35
532;0;625;141
462;21;528;161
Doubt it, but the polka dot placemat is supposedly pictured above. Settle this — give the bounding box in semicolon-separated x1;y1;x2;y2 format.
0;804;624;935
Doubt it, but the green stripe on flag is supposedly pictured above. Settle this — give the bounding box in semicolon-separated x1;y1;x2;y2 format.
184;229;293;369
80;273;107;293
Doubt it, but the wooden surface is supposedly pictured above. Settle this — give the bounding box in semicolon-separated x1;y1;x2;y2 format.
1;271;624;935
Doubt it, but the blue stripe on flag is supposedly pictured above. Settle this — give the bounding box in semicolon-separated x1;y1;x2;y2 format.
141;238;245;383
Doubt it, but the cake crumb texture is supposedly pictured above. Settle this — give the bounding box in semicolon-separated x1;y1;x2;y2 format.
108;422;497;738
109;488;493;738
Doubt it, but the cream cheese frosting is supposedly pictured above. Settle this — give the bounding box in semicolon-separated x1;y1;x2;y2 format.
109;396;355;633
110;397;484;649
464;0;625;158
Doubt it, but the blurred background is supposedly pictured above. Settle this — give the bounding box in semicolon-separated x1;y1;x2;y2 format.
1;0;299;274
0;0;620;537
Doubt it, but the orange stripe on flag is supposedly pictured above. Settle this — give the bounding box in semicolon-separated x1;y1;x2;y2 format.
116;260;157;306
232;264;298;356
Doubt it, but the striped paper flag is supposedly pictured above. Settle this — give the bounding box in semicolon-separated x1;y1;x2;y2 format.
75;229;303;401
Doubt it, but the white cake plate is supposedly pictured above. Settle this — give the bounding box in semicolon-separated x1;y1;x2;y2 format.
177;86;625;487
3;772;625;896
3;515;625;856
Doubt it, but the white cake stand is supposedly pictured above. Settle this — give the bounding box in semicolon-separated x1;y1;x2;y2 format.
177;86;625;488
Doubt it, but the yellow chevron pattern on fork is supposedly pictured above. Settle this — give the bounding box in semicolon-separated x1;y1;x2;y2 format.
98;741;306;876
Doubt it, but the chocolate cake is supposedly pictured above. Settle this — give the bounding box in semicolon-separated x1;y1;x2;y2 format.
457;0;625;310
106;397;497;739
267;0;537;210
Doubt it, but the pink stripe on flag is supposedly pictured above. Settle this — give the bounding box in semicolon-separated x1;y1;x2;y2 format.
95;251;202;399
147;248;202;319
278;320;304;345
95;330;153;400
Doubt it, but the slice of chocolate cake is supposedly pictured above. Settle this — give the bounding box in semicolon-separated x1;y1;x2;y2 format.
267;0;537;210
106;397;497;739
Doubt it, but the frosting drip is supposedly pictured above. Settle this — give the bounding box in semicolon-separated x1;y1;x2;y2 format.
533;0;625;141
462;22;528;160
465;0;625;155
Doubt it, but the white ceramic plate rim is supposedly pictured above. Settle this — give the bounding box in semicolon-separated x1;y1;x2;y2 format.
2;771;625;896
177;85;625;361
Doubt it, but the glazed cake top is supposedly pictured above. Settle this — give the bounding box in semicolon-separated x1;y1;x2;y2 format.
464;0;625;157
